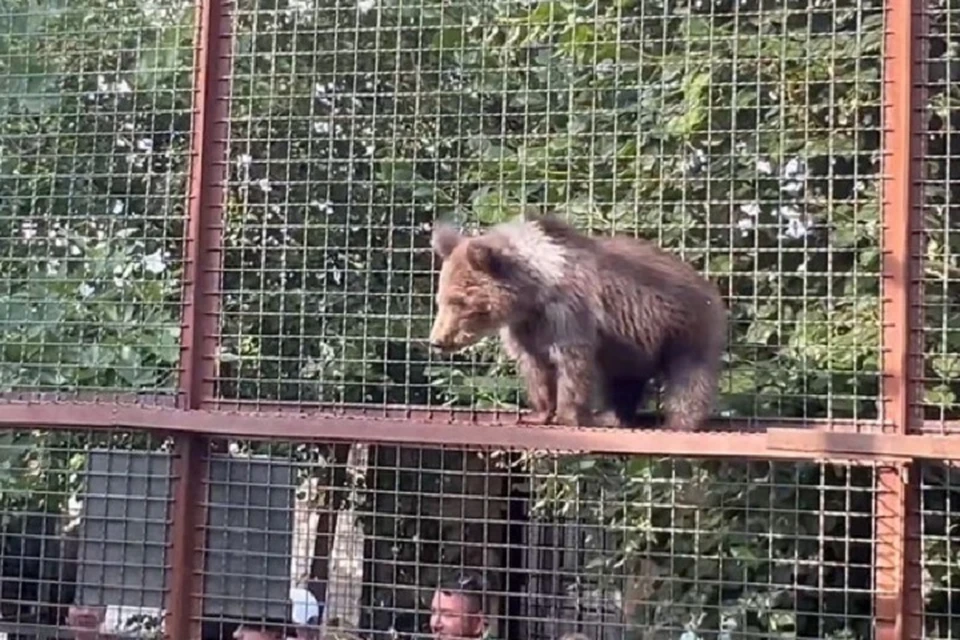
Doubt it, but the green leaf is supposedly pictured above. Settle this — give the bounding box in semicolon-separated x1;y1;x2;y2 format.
136;25;187;87
431;26;464;51
925;385;957;408
932;355;960;380
664;71;711;137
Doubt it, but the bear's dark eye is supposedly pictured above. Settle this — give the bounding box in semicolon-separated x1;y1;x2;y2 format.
447;297;465;308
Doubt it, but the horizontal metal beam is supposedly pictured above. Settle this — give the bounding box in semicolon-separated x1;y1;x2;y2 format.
0;402;958;461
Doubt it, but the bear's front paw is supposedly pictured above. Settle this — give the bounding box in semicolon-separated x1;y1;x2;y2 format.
555;407;593;427
522;410;555;425
591;410;625;428
665;417;700;432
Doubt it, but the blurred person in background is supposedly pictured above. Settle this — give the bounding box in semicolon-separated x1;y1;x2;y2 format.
66;605;112;640
430;573;492;640
231;618;287;640
288;586;323;640
232;586;325;640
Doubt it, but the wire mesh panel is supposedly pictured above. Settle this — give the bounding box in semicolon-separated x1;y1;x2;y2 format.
920;0;960;434
918;461;960;639
214;0;886;426
189;437;879;640
76;449;171;612
0;428;173;637
203;453;297;622
0;0;196;404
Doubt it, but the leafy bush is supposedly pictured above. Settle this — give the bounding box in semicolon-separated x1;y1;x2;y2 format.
1;0;959;638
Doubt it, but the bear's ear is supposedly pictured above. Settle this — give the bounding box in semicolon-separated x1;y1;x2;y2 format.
466;242;510;280
431;222;463;260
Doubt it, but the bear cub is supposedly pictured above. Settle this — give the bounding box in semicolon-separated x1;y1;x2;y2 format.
428;214;727;432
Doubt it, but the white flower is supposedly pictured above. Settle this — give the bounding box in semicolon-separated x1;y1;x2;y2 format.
143;250;166;275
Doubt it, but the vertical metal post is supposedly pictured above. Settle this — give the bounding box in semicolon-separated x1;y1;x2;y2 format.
169;436;207;639
875;0;925;637
169;0;232;635
180;0;230;414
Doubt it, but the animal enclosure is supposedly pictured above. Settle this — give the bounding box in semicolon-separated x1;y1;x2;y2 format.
0;0;953;637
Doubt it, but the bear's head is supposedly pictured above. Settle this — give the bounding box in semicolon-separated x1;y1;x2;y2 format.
428;222;524;352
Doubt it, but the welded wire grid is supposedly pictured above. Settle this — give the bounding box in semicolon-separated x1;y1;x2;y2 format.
180;439;880;640
0;0;195;403
213;0;885;425
918;461;960;639
920;0;960;434
0;429;173;637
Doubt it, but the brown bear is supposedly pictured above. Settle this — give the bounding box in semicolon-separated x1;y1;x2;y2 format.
428;214;727;431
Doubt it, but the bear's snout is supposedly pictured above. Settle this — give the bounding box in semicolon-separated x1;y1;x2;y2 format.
429;338;453;352
429;307;478;353
429;332;465;353
428;310;459;352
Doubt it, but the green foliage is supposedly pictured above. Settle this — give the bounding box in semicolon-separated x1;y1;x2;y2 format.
0;230;180;391
0;0;193;396
0;0;959;638
525;453;874;639
0;0;193;510
386;0;887;421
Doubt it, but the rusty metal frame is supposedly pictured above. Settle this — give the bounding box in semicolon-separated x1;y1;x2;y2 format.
0;0;949;634
874;0;926;637
4;403;960;463
166;0;233;635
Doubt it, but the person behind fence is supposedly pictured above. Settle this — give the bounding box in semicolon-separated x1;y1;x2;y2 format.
232;586;325;639
289;586;324;640
430;572;494;640
65;605;112;640
232;620;287;640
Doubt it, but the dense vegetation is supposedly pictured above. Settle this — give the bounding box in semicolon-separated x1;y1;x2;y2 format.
0;0;959;638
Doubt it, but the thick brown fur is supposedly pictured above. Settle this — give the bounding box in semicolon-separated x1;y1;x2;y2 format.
428;215;727;431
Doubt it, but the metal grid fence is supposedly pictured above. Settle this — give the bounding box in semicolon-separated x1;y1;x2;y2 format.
217;0;888;422
0;0;952;636
0;432;887;640
0;0;195;403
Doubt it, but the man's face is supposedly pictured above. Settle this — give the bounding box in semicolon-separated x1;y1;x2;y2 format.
233;627;282;640
430;590;485;640
66;605;111;640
